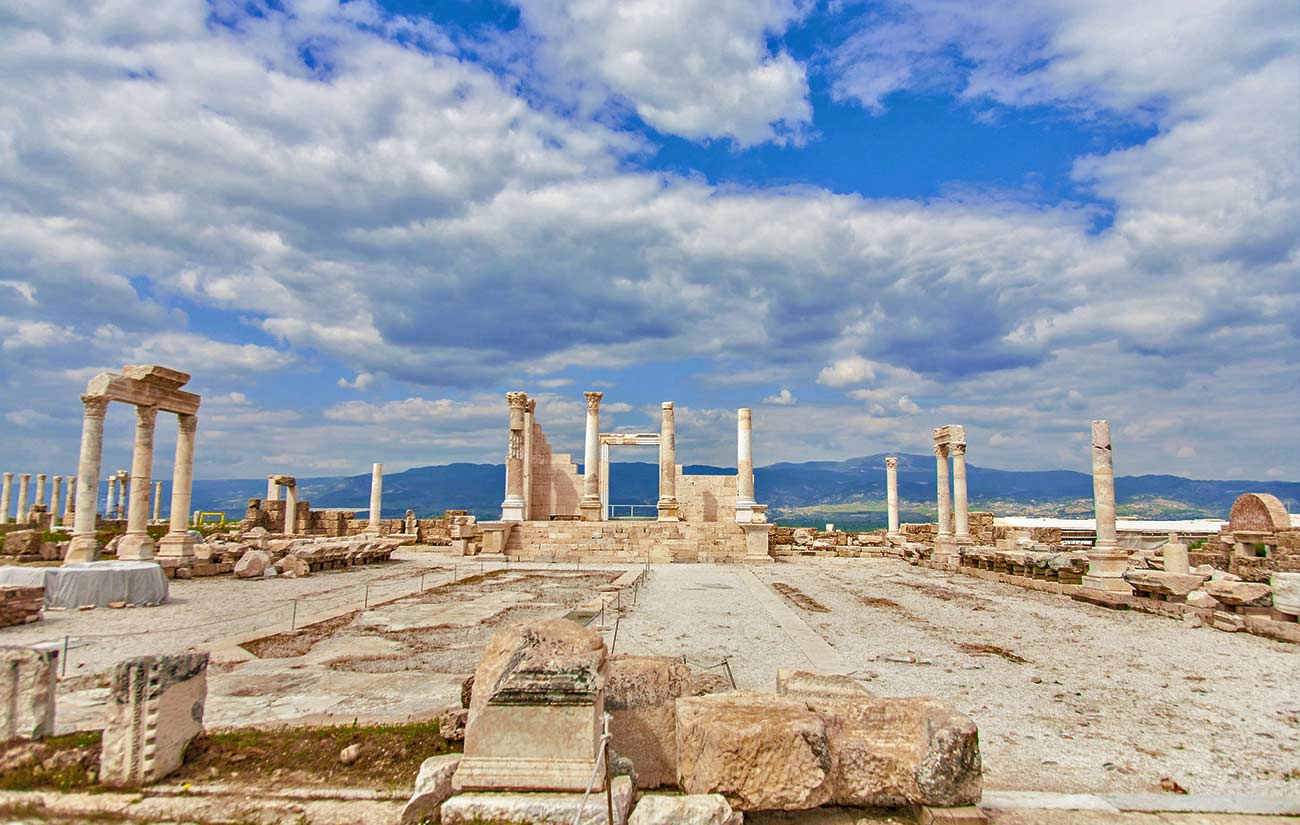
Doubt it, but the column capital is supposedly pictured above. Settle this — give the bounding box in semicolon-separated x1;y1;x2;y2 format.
2;472;11;480
933;443;949;458
662;401;674;411
135;404;159;426
177;413;198;434
950;442;966;458
583;391;604;411
81;395;110;418
885;457;897;469
525;398;536;414
506;391;528;409
19;473;30;481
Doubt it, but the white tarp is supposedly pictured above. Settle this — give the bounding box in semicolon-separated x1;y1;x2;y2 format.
0;561;168;608
994;517;1226;534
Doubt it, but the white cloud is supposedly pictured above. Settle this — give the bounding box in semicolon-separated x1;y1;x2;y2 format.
338;372;377;391
763;388;797;405
817;356;876;388
897;395;920;415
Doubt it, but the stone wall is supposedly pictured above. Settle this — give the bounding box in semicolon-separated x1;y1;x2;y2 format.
0;585;43;628
504;521;749;563
526;420;582;520
675;472;737;523
769;526;897;558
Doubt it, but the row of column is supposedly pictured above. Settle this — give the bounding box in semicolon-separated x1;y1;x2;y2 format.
0;472;78;526
935;441;970;542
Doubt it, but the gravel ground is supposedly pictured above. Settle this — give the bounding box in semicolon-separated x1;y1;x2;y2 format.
618;558;1300;798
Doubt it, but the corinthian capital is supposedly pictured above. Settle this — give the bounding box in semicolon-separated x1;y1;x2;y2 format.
81;395;110;419
950;442;966;458
506;391;528;410
885;457;898;469
584;391;604;412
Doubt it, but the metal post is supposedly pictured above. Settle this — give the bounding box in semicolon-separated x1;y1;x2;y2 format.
290;600;298;631
364;584;370;609
610;616;620;654
61;635;69;677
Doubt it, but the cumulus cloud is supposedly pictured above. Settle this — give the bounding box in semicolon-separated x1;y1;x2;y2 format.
817;356;876;388
763;388;797;405
338;372;377;391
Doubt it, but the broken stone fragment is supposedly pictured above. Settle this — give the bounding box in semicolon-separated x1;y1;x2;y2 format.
1271;573;1300;616
1185;590;1220;610
233;549;272;578
1202;580;1272;607
100;652;208;786
1121;570;1207;597
403;753;461;824
776;669;874;699
0;646;58;740
628;793;741;825
436;705;468;742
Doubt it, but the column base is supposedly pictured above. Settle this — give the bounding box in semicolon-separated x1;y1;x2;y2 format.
500;499;526;522
64;535;100;564
933;535;960;569
116;534;156;561
656;500;679;522
734;503;756;523
579;500;603;522
741;522;774;563
156;533;198;561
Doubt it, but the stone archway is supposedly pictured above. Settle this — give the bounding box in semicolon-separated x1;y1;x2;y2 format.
1228;493;1291;533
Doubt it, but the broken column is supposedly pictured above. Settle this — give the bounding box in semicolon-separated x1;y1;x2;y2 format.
657;401;679;521
118;405;158;560
68;396;109;562
1083;419;1132;594
100;652;209;786
369;461;385;530
1;472;12;524
885;457;900;537
266;474;279;501
735;407;756;522
0;646;58;740
34;474;47;512
50;476;63;527
951;441;970;542
16;473;30;525
501;392;527;521
156;414;198;560
152;481;162;522
579;391;603;521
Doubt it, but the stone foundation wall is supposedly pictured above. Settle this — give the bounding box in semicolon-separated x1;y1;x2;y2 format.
527;421;582;520
769;526;899;558
675;473;737;522
0;585;43;627
505;521;749;563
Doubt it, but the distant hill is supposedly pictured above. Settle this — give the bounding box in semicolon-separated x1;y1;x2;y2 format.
188;454;1299;532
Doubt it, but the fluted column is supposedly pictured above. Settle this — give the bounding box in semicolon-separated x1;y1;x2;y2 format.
522;399;535;520
266;475;279;501
50;476;63;527
501;392;527;521
67;396;110;562
369;462;385;529
951;442;970;541
34;474;47;511
657;401;679;521
119;405;158;560
0;472;11;524
16;474;30;525
885;457;900;537
1083;419;1131;593
64;476;76;525
935;444;951;537
157;414;198;560
152;481;163;521
735;408;756;523
579;391;603;520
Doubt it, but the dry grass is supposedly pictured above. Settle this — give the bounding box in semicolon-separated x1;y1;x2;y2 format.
772;582;832;613
959;642;1029;664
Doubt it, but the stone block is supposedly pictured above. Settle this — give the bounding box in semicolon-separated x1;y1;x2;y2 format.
100;652;209;786
1185;590;1220;609
441;775;634;825
0;645;57;739
233;549;272;578
1270;572;1300;616
1203;580;1272;608
3;529;42;558
776;669;874;699
1122;570;1207;597
402;753;461;825
628;793;740;825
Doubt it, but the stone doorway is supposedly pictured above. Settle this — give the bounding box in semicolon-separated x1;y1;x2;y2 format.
599;434;661;521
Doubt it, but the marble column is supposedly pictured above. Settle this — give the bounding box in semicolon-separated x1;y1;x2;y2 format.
266;475;280;501
67;396;110;562
657;401;679;521
951;442;970;541
157;414;198;560
885;457;900;537
735;408;756;523
50;476;63;527
522;399;535;520
1083;419;1131;593
579;391;603;521
16;474;30;525
34;474;47;511
116;470;129;520
118;405;158;560
152;481;163;521
64;476;76;525
283;483;298;534
934;444;951;538
0;472;11;524
501;392;527;521
368;462;385;529
105;477;117;521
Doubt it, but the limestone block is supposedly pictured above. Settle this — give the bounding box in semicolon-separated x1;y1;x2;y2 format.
455;619;607;792
776;669;874;700
628;794;740;825
437;705;468;742
0;646;57;739
1203;579;1272;607
441;775;633;825
3;529;42;558
1163;542;1190;575
402;753;461;825
100;652;208;786
1186;590;1220;609
1122;570;1207;597
233;549;272;578
274;554;311;578
1271;573;1300;616
607;655;731;788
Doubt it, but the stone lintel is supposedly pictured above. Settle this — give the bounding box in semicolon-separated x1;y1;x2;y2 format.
932;424;966;446
121;364;191;389
599;432;661;446
84;372;200;415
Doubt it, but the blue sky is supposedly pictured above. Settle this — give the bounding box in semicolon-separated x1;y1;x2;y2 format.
0;0;1296;483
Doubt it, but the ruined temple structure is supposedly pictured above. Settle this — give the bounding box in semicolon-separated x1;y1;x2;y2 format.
1190;492;1300;582
481;391;773;563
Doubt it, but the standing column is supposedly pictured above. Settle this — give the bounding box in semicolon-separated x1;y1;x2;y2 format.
64;476;76;526
0;472;11;524
934;444;951;537
157;414;198;560
50;476;63;527
67;396;110;562
885;457;900;537
579;391;603;521
34;474;47;511
152;481;163;521
283;483;298;534
119;405;158;560
1083;419;1131;593
501;392;527;521
369;462;385;529
951;442;970;541
16;474;30;525
116;470;129;520
657;402;679;521
105;476;117;521
266;475;280;501
522;399;535;520
735;408;756;522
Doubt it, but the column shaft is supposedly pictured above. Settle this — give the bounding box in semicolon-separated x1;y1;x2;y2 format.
119;405;158;560
935;445;952;537
34;474;47;510
152;481;163;521
522;400;535;520
50;477;62;527
735;408;757;523
0;473;11;524
67;396;109;562
579;392;603;520
64;476;76;525
16;474;30;525
106;477;117;520
283;485;298;533
266;476;280;501
657;402;678;521
157;414;198;560
502;393;526;521
885;457;900;536
369;462;385;529
952;443;970;540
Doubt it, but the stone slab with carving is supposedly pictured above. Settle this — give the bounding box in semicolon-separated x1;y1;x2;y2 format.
100;652;208;786
0;646;57;740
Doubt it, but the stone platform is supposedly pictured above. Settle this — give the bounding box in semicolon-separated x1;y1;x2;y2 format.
503;521;768;564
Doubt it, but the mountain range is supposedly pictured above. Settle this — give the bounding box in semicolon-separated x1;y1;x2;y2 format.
188;454;1300;532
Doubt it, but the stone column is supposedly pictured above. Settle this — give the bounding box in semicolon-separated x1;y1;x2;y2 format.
117;470;129;520
522;399;535;520
105;477;116;521
34;474;47;510
1083;419;1131;593
50;477;63;527
951;442;970;541
283;483;298;534
657;402;679;521
152;481;163;521
119;405;158;560
16;474;30;525
934;444;951;537
266;475;279;501
885;457;900;537
67;396;110;562
501;393;527;521
579;391;603;521
64;476;75;525
735;408;756;523
369;462;385;529
157;414;198;560
0;472;11;524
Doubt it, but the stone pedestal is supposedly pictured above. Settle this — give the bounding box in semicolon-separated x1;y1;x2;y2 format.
481;522;515;556
741;523;774;563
